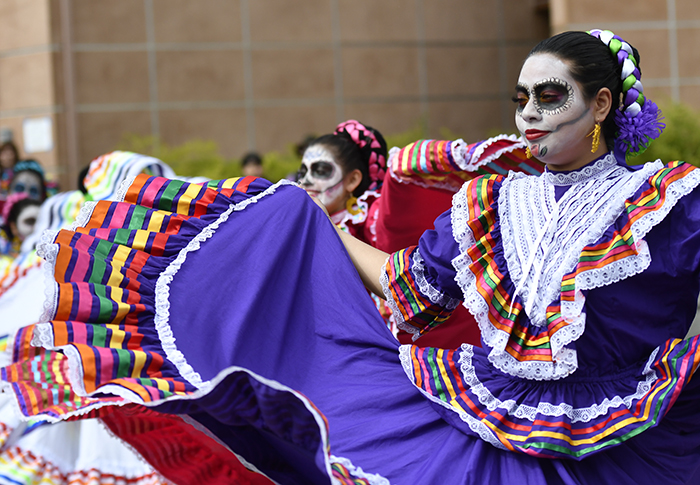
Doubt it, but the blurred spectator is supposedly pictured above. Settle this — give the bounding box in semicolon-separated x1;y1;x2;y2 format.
0;193;41;256
0;141;20;197
241;152;263;178
10;159;47;202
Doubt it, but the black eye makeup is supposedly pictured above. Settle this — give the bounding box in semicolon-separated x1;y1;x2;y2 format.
532;78;574;114
310;161;335;179
299;161;336;181
513;78;574;116
512;84;530;113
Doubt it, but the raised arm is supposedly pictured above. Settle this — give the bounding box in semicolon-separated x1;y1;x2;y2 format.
335;227;388;298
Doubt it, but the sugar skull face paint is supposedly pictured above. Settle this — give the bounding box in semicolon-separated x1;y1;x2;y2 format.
298;145;346;212
10;171;44;201
514;54;595;166
15;204;40;240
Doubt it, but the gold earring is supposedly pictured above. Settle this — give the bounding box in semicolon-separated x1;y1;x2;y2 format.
525;146;533;159
588;122;601;153
345;195;358;213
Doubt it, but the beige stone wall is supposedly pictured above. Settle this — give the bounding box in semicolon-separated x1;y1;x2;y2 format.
1;0;550;188
0;0;62;182
550;0;700;112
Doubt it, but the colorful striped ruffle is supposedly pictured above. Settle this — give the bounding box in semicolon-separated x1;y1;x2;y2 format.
450;163;700;377
0;251;43;300
4;173;379;484
382;246;459;339
401;336;700;459
83;151;175;202
1;326;123;420
562;161;700;302
389;135;543;192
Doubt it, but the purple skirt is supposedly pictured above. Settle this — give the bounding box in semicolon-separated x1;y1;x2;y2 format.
6;174;700;484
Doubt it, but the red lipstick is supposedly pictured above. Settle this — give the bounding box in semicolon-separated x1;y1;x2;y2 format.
525;129;550;141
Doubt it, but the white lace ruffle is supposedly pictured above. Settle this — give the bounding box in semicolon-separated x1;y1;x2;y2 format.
335;189;380;232
543;154;617;186
458;344;659;424
411;248;460;311
155;179;296;389
112;175;137;203
388;135;526;192
398;345;506;450
500;155;661;328
380;257;420;339
450;160;690;381
330;456;390;485
36;230;60;324
456;134;525;172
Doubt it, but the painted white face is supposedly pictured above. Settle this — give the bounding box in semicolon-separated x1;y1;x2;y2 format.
10;171;43;201
15;204;40;240
298;145;346;212
514;54;595;166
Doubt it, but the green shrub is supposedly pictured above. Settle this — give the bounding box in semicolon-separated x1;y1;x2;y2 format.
627;103;700;166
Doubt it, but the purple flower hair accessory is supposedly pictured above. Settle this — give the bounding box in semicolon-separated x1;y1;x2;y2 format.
613;98;665;159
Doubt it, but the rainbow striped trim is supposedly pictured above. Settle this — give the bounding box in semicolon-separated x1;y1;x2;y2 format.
453;162;700;377
382;247;456;338
1;326;123;421
402;336;700;459
562;162;700;301
3;173;383;484
390;135;543;192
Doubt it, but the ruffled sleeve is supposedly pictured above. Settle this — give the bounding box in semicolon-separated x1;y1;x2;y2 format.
388;135;542;192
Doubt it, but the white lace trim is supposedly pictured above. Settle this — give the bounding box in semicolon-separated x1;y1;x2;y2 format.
335;190;380;232
398;345;506;451
329;456;390;485
68;200;97;232
411;248;460;311
458;344;659;424
380;250;460;342
154;179;296;389
500;155;660;328
456;134;525;172
543;154;617;186
36;230;60;324
450;160;697;381
380;256;420;339
113;175;137;203
388;135;526;192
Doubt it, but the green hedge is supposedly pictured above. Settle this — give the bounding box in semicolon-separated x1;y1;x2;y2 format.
117;103;700;182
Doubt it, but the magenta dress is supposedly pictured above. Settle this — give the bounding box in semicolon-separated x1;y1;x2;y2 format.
3;151;700;484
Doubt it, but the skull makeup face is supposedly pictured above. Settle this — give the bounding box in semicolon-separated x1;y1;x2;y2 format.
514;53;596;167
14;204;40;240
298;145;347;213
10;171;44;201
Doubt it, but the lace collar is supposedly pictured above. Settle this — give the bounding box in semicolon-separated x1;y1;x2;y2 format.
543;152;617;186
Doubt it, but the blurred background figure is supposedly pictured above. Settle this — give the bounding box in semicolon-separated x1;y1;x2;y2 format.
9;160;47;202
0;141;20;197
241;152;264;177
0;193;41;256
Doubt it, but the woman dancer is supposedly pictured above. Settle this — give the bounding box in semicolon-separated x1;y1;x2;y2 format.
298;120;387;245
4;30;700;484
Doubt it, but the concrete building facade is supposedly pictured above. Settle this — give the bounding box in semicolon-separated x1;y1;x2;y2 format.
0;0;697;189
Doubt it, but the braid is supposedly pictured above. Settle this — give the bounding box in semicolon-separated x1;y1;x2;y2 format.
588;30;644;116
588;29;665;159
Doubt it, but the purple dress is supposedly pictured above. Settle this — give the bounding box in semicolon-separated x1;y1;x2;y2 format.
4;152;700;484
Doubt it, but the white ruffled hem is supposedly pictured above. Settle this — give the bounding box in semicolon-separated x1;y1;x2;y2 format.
450;162;700;381
458;344;659;424
398;345;506;450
